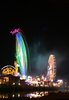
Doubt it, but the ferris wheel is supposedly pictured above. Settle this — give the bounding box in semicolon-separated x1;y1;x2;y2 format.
47;54;56;82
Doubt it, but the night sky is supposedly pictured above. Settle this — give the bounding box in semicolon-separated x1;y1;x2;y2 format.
0;1;69;80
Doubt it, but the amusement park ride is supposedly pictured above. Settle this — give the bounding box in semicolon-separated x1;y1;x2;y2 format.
0;28;63;91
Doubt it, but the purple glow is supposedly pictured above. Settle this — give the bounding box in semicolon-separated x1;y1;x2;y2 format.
10;28;23;35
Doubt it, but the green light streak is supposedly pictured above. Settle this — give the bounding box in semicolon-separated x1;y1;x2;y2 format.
16;32;28;76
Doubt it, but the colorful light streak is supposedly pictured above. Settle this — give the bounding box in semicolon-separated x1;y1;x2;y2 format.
10;28;28;76
16;32;28;76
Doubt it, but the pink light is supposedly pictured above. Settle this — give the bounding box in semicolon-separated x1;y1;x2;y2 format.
10;28;23;35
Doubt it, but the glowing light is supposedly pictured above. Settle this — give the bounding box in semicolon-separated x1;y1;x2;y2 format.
12;94;15;97
18;94;20;97
12;82;15;85
47;54;56;81
57;79;63;83
10;28;28;76
25;91;48;98
20;75;26;80
57;79;63;86
10;28;22;35
18;83;20;85
14;29;28;76
1;65;15;75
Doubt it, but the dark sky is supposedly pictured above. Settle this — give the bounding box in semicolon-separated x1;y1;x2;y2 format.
0;1;69;79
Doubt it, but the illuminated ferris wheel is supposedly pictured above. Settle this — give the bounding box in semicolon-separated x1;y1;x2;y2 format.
47;54;56;82
10;28;29;76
